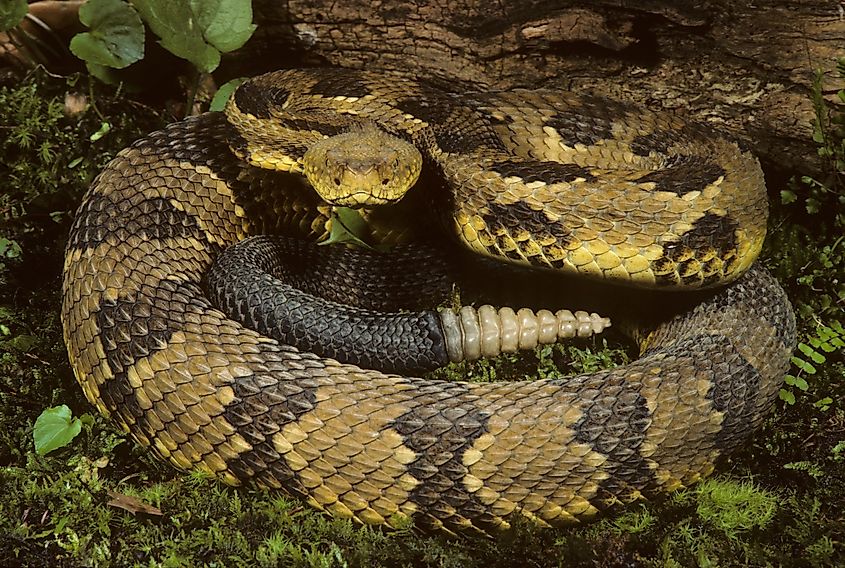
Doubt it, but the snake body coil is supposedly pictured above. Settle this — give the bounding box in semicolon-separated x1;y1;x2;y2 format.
62;68;795;534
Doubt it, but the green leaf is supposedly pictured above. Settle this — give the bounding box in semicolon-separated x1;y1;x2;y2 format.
783;375;810;391
798;342;826;364
210;77;247;111
814;397;833;411
0;0;27;32
190;0;256;53
70;0;145;69
85;61;122;84
133;0;254;72
780;189;797;205
90;121;112;142
320;207;374;249
33;405;83;455
792;356;817;375
132;0;217;72
779;389;796;405
8;334;37;352
784;374;809;391
0;237;22;259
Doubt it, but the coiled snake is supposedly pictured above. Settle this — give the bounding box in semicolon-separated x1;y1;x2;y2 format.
62;68;796;534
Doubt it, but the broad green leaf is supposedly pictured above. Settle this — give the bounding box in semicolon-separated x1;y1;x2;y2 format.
209;77;247;112
0;0;27;32
191;0;256;53
85;61;122;84
320;207;374;249
132;0;219;72
33;405;83;455
70;0;144;69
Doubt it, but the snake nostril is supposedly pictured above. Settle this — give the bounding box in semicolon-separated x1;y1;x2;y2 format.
333;178;341;186
382;179;389;185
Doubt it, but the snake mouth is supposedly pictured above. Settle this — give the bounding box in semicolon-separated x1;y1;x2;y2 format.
326;192;402;207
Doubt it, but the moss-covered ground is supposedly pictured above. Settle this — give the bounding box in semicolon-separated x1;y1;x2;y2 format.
1;72;842;567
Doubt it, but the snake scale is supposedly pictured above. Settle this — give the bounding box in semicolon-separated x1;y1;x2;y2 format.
62;68;796;534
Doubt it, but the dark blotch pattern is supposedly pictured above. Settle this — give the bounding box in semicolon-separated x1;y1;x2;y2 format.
96;281;186;430
546;111;615;147
390;384;495;531
394;82;456;126
396;83;503;154
700;334;763;449
656;213;740;286
70;195;206;251
149;115;252;184
630;131;676;157
248;235;453;311
545;97;636;148
489;160;596;184
279;117;349;137
482;201;574;248
665;213;739;263
635;155;726;196
311;75;371;99
470;104;511;127
222;361;319;487
234;80;289;119
571;381;656;502
641;331;766;453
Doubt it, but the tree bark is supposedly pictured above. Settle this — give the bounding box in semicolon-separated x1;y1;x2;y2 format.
240;0;845;178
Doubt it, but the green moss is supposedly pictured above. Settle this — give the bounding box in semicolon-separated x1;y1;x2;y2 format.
609;507;657;535
428;338;630;384
691;479;778;539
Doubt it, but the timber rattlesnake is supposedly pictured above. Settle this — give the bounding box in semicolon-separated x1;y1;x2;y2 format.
62;68;795;534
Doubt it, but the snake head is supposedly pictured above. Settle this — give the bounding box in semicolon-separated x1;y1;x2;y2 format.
303;123;422;207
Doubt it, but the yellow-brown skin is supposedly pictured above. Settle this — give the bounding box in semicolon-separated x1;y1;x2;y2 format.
62;68;795;535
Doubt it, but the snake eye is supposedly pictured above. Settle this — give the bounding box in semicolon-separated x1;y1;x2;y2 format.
382;179;389;186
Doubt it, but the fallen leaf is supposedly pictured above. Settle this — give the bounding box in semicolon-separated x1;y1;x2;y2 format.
106;490;163;516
